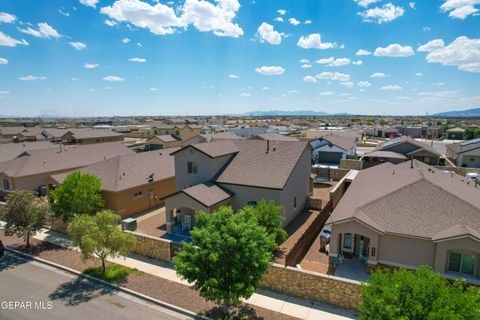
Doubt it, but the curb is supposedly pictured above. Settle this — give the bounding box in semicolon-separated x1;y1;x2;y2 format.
4;247;210;320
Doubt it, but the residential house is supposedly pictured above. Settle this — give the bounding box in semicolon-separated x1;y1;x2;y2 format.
46;149;176;218
164;140;311;233
225;126;268;138
310;135;357;164
361;150;407;168
328;160;480;283
147;135;182;150
151;125;202;143
41;128;125;144
0;141;55;163
446;127;465;140
377;136;441;165
0;142;133;200
182;131;243;145
446;138;480;168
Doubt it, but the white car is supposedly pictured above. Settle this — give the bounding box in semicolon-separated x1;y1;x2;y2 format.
465;172;479;180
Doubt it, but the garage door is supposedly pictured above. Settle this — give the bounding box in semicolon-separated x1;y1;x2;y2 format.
317;151;343;164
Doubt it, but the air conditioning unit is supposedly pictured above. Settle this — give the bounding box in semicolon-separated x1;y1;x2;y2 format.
121;218;137;231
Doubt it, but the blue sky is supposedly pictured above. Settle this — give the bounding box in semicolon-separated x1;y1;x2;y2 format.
0;0;479;116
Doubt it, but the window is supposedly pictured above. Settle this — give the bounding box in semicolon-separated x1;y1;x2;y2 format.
294;196;297;209
448;252;475;275
187;161;198;174
3;178;10;190
133;191;143;199
343;233;353;250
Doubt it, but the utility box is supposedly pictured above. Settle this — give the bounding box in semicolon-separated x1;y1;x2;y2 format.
121;218;137;231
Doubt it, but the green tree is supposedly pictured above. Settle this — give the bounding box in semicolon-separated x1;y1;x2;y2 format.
67;210;135;273
361;266;480;320
174;206;276;314
240;199;287;244
3;190;51;248
463;127;480;140
51;171;104;220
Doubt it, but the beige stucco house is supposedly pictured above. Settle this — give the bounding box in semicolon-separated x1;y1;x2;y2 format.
328;160;480;283
164;139;311;233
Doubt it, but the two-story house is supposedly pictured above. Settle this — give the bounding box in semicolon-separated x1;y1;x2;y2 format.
164;139;311;233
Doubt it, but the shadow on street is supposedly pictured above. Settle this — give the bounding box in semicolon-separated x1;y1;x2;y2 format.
49;276;117;306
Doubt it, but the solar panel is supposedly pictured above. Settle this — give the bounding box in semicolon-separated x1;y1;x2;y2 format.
460;138;480;146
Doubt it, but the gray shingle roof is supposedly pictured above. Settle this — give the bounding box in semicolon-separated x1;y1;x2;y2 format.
182;183;233;207
254;133;299;141
0;141;55;163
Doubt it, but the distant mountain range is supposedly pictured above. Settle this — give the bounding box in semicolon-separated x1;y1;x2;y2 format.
231;110;346;116
432;108;480;117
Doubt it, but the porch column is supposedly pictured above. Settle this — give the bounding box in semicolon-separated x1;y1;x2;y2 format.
166;209;175;233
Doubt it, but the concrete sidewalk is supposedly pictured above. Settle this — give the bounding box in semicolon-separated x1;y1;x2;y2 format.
34;228;359;320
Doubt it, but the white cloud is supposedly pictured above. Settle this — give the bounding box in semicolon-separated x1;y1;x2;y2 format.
18;75;47;81
356;49;372;56
357;81;372;87
417;90;459;99
0;58;8;65
423;26;431;32
441;0;480;19
415;72;423;76
352;60;363;65
301;64;312;68
422;36;480;73
122;37;130;43
374;44;414;57
19;22;61;39
240;92;250;97
381;85;402;91
71;77;79;81
340;81;354;88
274;17;284;22
228;74;239;79
80;0;100;8
103;75;124;81
150;87;159;91
299;59;309;63
101;0;243;38
371;72;389;78
277;9;286;15
257;22;282;45
0;31;28;47
319;91;334;95
316;72;350;81
59;9;70;17
105;19;118;26
0;12;17;23
358;3;405;24
129;57;147;63
316;57;351;67
0;90;11;96
255;65;285;75
303;76;317;83
69;41;86;50
297;33;338;50
353;0;381;7
304;19;312;24
262;86;269;90
409;2;416;9
84;63;99;69
417;39;445;52
181;0;243;37
289;18;300;26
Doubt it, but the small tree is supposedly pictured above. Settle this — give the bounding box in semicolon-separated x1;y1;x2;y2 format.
67;210;135;273
3;190;51;248
175;206;276;314
51;171;104;220
361;266;480;320
240;199;287;244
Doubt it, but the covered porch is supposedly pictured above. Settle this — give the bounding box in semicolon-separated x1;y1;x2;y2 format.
164;183;233;234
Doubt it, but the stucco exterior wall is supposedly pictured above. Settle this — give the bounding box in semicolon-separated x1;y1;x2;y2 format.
458;148;480;168
174;148;233;191
434;238;480;277
378;234;435;268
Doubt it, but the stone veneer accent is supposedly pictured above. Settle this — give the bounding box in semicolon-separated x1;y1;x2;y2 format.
261;263;362;310
340;159;363;170
127;231;172;262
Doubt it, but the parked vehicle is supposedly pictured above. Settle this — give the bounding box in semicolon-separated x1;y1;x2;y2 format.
465;172;479;181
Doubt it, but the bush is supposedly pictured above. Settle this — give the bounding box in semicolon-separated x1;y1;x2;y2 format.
361;266;480;320
83;265;136;284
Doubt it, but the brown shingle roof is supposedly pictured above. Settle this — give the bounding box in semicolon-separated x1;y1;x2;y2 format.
49;148;177;192
150;135;179;143
446;139;480;154
330;160;480;239
378;136;441;156
199;132;244;141
0;141;55;163
362;150;407;160
215;140;309;189
317;135;356;151
0;142;133;178
254;133;299;141
171;140;239;158
182;183;233;207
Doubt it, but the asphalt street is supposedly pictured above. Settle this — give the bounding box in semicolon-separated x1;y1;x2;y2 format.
0;252;193;320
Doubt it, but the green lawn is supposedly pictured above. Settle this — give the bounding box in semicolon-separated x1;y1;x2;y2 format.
83;264;136;284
